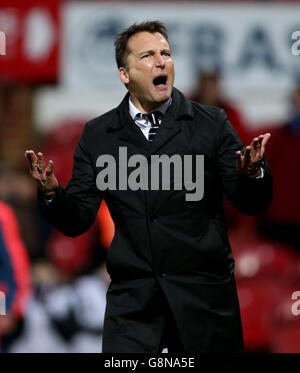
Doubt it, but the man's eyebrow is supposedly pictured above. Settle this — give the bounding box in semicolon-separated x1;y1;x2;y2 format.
138;48;172;56
138;49;154;56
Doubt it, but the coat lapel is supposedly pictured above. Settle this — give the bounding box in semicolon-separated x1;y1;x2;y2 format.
146;89;195;213
109;88;194;156
110;92;151;154
147;87;194;155
146;115;181;156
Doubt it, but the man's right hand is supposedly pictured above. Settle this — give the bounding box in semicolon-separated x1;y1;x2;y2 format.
25;150;59;199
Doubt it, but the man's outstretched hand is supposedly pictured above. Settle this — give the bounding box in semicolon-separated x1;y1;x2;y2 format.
236;133;271;178
25;150;59;199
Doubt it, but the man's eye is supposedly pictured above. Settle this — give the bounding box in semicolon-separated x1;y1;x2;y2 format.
163;52;171;56
142;54;150;59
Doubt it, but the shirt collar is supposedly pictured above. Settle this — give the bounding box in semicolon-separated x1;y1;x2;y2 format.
129;96;172;120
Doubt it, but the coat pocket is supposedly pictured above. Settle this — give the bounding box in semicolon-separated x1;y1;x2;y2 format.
193;218;231;277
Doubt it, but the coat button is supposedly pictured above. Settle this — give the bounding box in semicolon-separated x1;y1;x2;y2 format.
161;273;166;277
150;215;158;222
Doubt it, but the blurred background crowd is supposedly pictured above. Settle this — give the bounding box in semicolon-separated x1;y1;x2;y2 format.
1;0;300;353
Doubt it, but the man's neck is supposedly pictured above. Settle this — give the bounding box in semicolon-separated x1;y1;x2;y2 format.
129;96;172;120
129;96;169;114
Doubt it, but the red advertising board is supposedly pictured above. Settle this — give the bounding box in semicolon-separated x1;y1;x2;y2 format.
0;0;62;83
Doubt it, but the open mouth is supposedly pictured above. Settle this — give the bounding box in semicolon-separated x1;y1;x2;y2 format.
153;75;167;87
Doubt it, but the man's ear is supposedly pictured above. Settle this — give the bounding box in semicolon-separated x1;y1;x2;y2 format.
119;67;129;85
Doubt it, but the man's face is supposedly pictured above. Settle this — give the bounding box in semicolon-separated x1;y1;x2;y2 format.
119;31;175;112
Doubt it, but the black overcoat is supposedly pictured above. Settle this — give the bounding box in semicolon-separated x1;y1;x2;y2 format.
40;88;273;352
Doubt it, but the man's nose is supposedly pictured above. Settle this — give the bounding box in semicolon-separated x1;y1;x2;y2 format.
155;54;165;68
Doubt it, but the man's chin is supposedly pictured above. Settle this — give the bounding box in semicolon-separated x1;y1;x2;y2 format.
152;89;172;103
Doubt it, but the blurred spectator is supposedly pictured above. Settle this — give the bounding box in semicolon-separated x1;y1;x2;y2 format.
0;118;110;351
0;85;38;170
45;225;104;280
0;163;52;262
258;85;300;251
97;200;115;251
189;70;250;144
0;200;32;352
9;263;110;353
44;264;109;353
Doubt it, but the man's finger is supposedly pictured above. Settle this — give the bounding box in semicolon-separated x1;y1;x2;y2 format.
250;137;259;150
253;137;261;151
236;151;243;172
261;133;271;155
45;160;54;177
250;137;260;162
37;152;46;174
25;150;38;173
244;146;251;167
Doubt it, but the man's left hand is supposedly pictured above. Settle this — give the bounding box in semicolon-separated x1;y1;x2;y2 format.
236;133;271;178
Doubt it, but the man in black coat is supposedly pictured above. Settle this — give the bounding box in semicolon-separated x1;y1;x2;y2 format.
25;21;272;352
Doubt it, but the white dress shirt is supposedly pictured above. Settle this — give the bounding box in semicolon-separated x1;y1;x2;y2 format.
129;97;172;140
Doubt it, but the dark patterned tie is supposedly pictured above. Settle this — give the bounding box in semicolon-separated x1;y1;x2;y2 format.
138;111;162;142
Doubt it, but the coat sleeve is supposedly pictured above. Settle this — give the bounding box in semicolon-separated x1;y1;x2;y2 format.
39;124;103;237
216;108;273;216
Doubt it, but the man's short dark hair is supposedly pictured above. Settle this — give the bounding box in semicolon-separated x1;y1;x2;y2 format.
114;21;169;69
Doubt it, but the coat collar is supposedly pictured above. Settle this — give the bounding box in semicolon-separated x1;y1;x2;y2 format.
108;87;194;154
109;87;194;131
128;96;172;120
